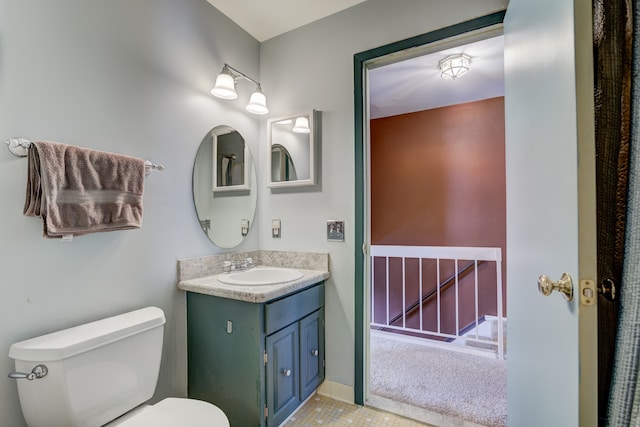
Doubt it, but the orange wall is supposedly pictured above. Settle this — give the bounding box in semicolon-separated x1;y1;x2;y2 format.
371;96;506;248
370;97;506;330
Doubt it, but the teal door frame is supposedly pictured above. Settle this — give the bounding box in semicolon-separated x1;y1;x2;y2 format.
352;10;506;405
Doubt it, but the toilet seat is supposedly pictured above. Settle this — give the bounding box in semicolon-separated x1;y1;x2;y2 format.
112;397;230;427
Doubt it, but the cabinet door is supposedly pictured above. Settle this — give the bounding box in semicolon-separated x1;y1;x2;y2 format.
266;323;300;427
187;292;265;427
299;309;325;399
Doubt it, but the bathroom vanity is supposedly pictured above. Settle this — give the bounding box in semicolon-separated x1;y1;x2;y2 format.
178;258;329;427
187;121;327;424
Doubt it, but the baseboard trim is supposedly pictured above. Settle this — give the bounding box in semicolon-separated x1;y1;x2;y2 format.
316;380;354;404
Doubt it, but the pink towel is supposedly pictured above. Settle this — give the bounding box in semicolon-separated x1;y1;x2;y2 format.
24;141;145;238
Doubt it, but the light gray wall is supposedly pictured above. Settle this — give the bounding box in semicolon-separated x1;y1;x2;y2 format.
259;0;508;391
0;1;510;424
0;1;260;425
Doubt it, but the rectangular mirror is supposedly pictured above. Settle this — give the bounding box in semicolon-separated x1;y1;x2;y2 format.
268;110;317;188
212;127;250;192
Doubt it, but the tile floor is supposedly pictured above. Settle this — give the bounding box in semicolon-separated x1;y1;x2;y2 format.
282;394;434;427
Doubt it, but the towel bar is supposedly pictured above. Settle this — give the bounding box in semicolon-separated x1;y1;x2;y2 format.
4;138;165;174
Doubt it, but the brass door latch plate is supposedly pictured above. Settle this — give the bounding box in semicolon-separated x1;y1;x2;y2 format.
580;279;616;306
580;280;596;306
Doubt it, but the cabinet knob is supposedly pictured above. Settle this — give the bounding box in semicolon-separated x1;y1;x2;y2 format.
282;369;292;377
311;349;319;357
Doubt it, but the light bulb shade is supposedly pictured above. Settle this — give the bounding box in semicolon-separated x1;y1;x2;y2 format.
292;116;311;133
211;71;238;99
246;87;268;115
439;54;471;80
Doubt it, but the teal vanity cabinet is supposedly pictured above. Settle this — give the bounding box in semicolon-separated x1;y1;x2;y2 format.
187;282;325;427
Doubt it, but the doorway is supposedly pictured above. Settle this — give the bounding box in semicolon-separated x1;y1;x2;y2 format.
353;11;507;426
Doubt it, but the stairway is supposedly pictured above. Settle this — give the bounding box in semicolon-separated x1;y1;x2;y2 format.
452;316;507;357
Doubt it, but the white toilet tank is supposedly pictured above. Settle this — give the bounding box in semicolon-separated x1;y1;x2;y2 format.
9;307;166;427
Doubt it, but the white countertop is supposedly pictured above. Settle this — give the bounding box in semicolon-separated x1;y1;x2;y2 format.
177;267;330;303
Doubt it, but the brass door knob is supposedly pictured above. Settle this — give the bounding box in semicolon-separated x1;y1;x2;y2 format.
538;273;573;302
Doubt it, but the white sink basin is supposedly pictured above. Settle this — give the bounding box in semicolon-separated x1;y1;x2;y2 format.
217;267;303;286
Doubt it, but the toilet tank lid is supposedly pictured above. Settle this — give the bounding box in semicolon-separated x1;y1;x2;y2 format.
9;307;166;362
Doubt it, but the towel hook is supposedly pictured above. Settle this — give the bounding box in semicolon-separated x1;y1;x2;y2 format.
4;138;31;157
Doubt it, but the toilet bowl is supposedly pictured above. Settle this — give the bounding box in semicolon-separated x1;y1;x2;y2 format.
106;398;229;427
8;307;229;427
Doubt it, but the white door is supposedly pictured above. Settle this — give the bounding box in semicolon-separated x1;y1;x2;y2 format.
504;0;597;425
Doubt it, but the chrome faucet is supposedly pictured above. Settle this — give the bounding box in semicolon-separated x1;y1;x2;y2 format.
223;257;255;273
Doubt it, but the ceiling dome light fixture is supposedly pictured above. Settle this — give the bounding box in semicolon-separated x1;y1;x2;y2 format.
211;63;268;115
439;54;471;80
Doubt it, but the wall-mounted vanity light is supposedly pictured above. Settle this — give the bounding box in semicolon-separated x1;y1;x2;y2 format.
438;54;471;80
292;116;311;134
211;63;269;115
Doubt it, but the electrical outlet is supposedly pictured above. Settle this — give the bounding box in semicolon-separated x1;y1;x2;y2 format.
272;219;281;238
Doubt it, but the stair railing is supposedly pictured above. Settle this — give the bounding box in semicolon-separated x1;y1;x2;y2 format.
370;245;505;359
385;260;480;327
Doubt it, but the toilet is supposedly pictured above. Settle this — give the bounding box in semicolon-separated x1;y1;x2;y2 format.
8;307;229;427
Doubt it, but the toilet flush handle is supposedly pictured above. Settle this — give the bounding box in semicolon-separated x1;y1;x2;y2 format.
8;364;48;380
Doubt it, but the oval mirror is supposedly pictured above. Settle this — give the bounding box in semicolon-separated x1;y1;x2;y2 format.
192;125;257;248
271;144;297;182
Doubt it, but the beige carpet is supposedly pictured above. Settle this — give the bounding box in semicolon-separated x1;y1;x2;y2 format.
369;332;507;427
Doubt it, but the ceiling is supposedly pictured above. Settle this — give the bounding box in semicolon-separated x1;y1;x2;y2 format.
369;35;504;118
205;1;504;118
206;0;368;42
